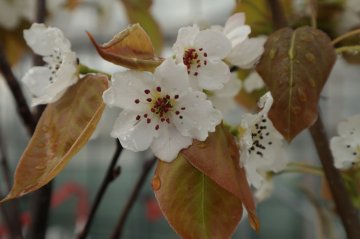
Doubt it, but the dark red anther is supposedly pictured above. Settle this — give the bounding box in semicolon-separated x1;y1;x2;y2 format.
144;89;150;94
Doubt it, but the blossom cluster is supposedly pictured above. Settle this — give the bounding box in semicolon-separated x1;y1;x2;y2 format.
21;13;289;198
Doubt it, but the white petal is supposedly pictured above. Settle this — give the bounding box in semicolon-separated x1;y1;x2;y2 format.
173;25;200;62
223;13;246;35
111;110;159;152
22;67;54;106
244;71;265;93
24;23;71;56
194;29;231;59
213;73;242;97
151;125;193;162
172;91;222;141
258;91;273;117
244;162;263;188
226;37;266;69
330;136;360;169
197;60;230;91
337;114;360;137
208;95;237;115
103;70;154;111
154;59;190;95
224;14;251;48
254;176;274;201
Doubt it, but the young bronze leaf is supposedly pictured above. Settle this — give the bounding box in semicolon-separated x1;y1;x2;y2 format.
87;24;163;71
154;155;243;239
1;74;108;203
256;26;336;141
182;125;259;231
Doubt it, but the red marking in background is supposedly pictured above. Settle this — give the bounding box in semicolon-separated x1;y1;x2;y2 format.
145;196;163;222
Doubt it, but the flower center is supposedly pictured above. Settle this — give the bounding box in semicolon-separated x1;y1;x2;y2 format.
182;48;208;77
47;48;63;83
133;86;186;130
249;116;273;158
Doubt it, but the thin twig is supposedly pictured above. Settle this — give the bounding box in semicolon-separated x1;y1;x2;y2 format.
267;0;288;30
111;157;157;239
335;45;360;54
0;44;36;135
26;1;53;239
309;114;360;239
0;130;23;239
308;0;317;28
332;28;360;46
78;140;123;239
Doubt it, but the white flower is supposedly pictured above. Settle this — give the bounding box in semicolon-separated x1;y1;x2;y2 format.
238;92;287;188
22;23;78;106
330;114;360;169
222;13;266;69
103;59;222;162
207;72;241;114
172;25;232;91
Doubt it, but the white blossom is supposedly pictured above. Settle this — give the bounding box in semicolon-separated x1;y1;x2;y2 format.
238;92;287;188
172;25;232;91
103;59;222;162
22;23;78;106
330;114;360;169
222;13;266;69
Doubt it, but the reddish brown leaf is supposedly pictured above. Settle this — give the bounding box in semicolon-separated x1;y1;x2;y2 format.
1;74;108;202
153;155;244;239
87;24;163;71
256;26;336;141
182;125;259;230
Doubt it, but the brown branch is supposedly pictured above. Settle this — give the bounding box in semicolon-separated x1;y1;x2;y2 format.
267;0;288;30
0;130;23;239
111;157;157;239
78;140;123;239
0;44;36;135
309;114;360;239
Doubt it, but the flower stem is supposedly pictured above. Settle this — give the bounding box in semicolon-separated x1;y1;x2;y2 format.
309;114;360;239
78;140;123;239
111;157;157;239
308;0;317;29
78;64;111;78
335;45;360;54
0;44;36;135
332;28;360;45
278;162;323;176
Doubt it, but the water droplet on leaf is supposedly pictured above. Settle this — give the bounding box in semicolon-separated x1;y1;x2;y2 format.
35;165;46;171
305;52;315;63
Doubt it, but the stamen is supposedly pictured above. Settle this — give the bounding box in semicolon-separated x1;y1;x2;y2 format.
134;99;140;104
144;89;150;94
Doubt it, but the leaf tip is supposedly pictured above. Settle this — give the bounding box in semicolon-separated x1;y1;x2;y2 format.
249;210;260;232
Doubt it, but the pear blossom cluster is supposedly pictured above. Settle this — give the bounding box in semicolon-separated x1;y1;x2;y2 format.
103;13;266;162
21;13;267;163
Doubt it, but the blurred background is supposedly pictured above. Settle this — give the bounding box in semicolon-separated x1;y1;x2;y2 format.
0;0;360;238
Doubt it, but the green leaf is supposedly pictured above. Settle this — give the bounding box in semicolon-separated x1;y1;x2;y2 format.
1;74;108;202
87;24;163;71
256;26;336;141
153;155;244;239
121;0;164;54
